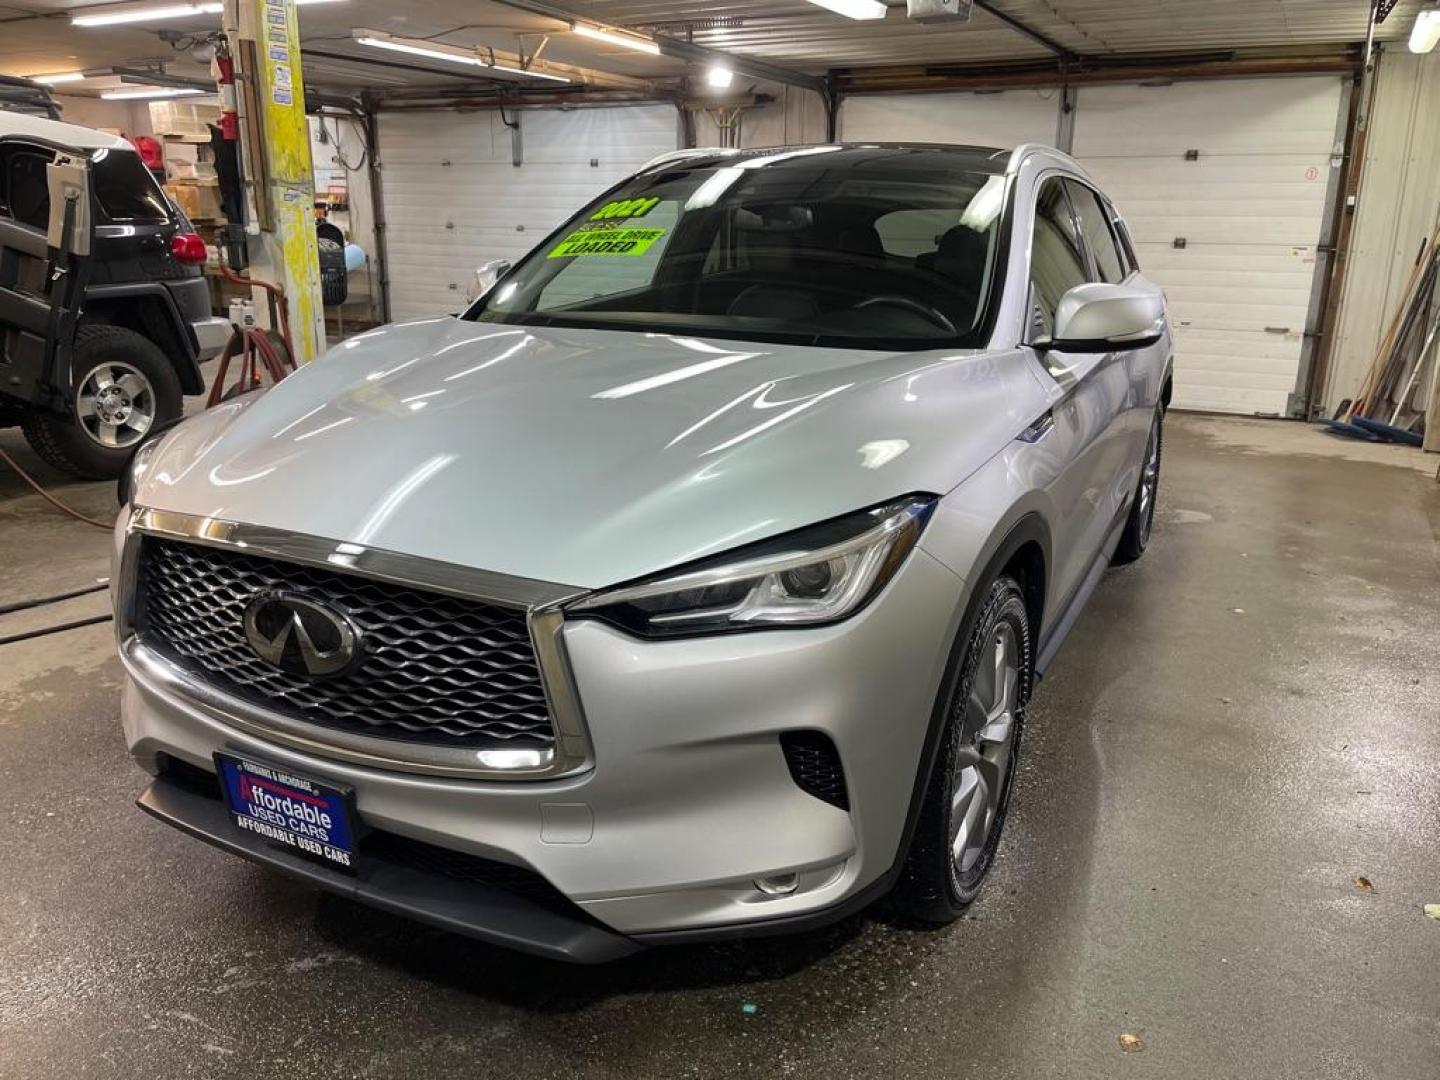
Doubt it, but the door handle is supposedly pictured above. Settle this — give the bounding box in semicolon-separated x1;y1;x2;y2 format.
1017;410;1055;443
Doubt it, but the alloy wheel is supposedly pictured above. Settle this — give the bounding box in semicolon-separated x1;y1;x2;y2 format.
950;622;1020;880
1137;420;1161;546
75;361;156;449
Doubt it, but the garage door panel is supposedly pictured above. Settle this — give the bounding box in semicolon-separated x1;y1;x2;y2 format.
841;90;1057;148
1171;327;1305;365
1074;80;1342;157
1084;158;1336;191
520;107;677;164
379;105;678;321
1075;76;1342;415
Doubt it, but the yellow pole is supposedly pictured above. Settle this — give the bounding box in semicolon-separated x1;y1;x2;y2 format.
229;0;325;363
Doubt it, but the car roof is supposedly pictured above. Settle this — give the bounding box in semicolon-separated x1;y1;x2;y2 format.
0;109;133;152
641;143;1013;177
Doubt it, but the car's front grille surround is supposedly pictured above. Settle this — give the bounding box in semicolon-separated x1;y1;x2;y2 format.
136;537;556;751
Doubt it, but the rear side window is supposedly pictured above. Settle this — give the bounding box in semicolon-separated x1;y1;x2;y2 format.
0;144;55;230
93;148;170;223
1065;180;1126;284
1028;179;1088;339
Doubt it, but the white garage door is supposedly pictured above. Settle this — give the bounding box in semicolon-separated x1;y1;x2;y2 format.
841;89;1059;148
378;105;678;322
1073;78;1344;415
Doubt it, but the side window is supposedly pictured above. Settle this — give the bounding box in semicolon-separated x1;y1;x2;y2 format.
1111;213;1139;273
1028;179;1088;339
0;143;56;231
1065;180;1126;284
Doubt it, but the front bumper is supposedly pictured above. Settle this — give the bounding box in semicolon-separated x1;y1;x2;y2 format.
189;316;233;362
119;546;965;950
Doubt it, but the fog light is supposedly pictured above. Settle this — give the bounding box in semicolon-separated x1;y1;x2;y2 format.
754;873;799;896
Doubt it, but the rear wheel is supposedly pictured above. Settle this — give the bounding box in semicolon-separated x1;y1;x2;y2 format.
892;575;1032;922
1113;407;1163;564
21;324;182;480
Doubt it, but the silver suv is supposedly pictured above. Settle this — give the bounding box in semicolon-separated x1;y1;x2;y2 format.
114;143;1170;962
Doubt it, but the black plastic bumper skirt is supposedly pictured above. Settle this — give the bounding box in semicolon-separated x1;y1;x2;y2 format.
136;774;643;964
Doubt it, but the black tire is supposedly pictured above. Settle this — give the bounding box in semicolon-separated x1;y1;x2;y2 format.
21;324;183;480
892;575;1033;923
1113;407;1163;565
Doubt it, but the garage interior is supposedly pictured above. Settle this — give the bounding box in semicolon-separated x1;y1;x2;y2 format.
2;1;1438;1077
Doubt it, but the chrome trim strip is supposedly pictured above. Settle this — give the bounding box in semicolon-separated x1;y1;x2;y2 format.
128;507;586;611
119;506;596;781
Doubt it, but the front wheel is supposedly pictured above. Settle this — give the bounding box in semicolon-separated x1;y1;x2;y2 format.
892;575;1032;922
21;324;183;480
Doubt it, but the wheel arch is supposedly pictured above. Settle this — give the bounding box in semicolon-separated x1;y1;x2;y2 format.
880;510;1052;896
83;284;204;395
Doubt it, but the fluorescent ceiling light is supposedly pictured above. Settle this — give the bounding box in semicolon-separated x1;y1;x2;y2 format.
706;65;734;89
806;0;888;19
489;62;570;83
73;2;221;27
1411;9;1440;53
101;86;206;100
355;32;570;81
571;24;661;55
355;34;485;67
30;72;87;84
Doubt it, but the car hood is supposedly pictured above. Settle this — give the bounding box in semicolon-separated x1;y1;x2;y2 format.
137;318;1050;590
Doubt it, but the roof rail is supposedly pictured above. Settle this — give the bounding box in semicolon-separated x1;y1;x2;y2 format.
1005;142;1089;177
0;74;60;120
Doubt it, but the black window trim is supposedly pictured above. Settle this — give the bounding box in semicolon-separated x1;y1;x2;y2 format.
1062;175;1133;283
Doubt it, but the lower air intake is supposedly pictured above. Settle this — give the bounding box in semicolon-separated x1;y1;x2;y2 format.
779;730;849;811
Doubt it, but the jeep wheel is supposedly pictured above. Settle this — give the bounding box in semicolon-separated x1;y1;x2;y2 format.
22;324;183;480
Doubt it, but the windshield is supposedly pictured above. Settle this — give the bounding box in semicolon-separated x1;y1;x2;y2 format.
467;148;1008;350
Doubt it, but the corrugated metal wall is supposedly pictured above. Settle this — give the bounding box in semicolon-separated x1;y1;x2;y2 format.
1323;46;1440;414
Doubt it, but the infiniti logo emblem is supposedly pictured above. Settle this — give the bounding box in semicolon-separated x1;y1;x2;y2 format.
241;591;362;678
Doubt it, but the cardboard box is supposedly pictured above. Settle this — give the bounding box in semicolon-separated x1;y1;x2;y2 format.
165;181;224;223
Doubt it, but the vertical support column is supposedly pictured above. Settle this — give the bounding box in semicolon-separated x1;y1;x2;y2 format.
1055;83;1077;153
228;0;325;363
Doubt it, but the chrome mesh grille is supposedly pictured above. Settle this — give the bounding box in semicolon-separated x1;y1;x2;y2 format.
137;538;554;749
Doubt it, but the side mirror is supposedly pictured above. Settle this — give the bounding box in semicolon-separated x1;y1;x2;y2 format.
465;259;511;303
1043;283;1165;353
46;153;92;257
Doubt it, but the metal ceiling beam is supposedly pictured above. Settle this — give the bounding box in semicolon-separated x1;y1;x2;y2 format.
487;0;829;95
972;0;1079;63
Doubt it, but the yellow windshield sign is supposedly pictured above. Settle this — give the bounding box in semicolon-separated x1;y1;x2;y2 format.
549;225;667;258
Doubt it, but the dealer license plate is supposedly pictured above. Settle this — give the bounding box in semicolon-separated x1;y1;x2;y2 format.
214;753;356;871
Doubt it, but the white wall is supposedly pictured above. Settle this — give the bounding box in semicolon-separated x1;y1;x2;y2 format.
52;94;152;138
1323;46;1440;414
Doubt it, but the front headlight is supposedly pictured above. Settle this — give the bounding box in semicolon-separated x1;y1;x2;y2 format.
570;494;937;638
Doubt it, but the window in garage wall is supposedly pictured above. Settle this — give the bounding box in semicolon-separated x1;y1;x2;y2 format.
1073;77;1345;416
377;104;679;322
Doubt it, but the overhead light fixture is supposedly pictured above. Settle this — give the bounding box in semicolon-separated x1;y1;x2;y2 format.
805;0;888;19
354;31;571;81
1411;8;1440;53
706;65;734;89
29;72;88;85
73;2;221;27
355;33;485;67
489;62;571;84
101;86;207;100
571;23;662;56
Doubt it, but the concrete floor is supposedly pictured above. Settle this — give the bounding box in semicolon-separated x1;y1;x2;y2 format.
2;414;1438;1079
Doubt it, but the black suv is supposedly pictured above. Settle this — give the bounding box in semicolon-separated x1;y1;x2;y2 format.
0;112;229;478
